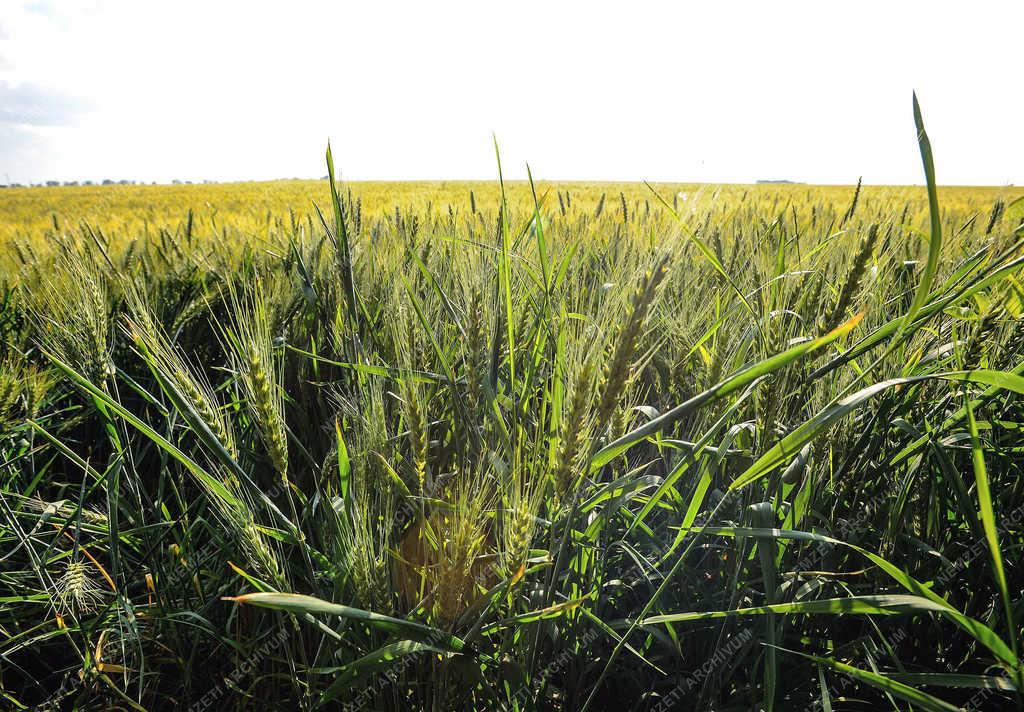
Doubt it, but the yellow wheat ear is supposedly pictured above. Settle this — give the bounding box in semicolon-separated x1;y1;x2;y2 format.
54;561;105;615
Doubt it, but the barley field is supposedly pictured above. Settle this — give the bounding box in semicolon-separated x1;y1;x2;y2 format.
2;118;1024;711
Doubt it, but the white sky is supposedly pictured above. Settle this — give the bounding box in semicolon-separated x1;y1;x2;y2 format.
0;0;1021;185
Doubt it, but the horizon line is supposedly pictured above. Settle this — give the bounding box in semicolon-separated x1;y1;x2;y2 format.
2;177;1019;190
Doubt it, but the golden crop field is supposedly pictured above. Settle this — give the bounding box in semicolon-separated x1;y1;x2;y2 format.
3;141;1024;711
3;179;1021;273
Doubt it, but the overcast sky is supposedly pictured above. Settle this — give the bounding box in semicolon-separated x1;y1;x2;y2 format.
0;1;1021;185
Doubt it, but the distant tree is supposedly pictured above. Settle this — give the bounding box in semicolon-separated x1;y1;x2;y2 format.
102;179;114;185
45;180;59;187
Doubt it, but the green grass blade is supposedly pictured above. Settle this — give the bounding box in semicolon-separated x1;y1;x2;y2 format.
965;398;1019;661
228;592;465;652
642;594;948;625
789;650;960;712
902;92;943;338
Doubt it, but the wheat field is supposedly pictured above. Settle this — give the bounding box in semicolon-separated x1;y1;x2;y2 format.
2;115;1024;710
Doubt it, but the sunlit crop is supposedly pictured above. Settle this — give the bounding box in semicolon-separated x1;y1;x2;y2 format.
1;111;1024;710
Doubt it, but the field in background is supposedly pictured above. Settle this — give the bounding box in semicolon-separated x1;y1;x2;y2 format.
3;131;1024;710
3;179;1021;269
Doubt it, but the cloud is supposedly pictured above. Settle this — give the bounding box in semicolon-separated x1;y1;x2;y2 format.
0;123;54;182
25;0;58;15
0;80;90;127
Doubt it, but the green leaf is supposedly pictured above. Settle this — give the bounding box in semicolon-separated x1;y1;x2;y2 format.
887;673;1016;691
966;398;1019;660
642;594;947;625
227;592;465;652
901;92;943;340
791;649;960;712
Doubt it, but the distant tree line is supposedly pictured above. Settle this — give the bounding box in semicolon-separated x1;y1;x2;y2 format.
0;179;226;188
